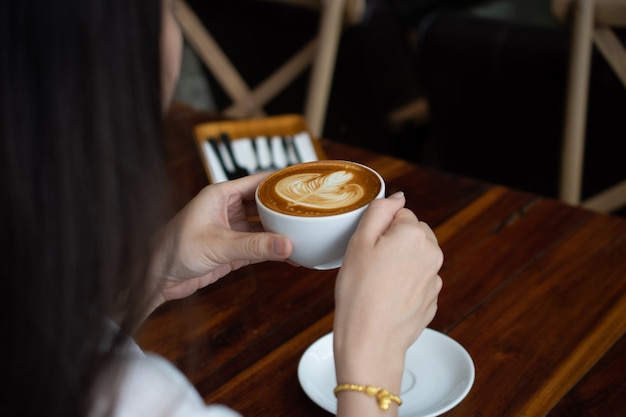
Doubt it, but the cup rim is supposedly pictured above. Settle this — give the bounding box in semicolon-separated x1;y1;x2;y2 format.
255;160;385;219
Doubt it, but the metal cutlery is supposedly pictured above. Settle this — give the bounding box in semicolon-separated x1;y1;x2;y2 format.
251;136;283;172
207;136;248;180
249;137;264;172
282;135;302;165
207;132;307;181
251;136;280;172
219;133;249;179
262;136;279;171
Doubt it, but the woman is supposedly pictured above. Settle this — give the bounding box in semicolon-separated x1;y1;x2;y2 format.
0;0;443;416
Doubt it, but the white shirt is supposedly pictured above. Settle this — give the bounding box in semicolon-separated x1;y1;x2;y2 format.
90;336;241;417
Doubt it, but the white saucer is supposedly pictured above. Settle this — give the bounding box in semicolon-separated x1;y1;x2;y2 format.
297;328;475;417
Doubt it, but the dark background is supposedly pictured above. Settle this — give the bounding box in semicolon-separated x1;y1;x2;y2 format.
183;0;626;216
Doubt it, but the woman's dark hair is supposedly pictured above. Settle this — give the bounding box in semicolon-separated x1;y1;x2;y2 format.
1;0;167;415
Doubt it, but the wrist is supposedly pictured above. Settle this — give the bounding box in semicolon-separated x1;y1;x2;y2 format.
334;337;406;396
334;384;402;411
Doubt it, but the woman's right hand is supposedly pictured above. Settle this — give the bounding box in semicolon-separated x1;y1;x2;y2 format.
333;191;443;416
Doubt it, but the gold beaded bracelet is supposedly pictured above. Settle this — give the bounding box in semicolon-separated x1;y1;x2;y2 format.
333;383;402;410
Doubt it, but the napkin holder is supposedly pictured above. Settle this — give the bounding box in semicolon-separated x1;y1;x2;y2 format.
193;114;327;184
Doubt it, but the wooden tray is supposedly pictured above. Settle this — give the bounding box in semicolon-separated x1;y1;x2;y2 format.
193;114;327;184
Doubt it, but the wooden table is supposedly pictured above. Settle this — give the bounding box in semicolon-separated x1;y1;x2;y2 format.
137;105;626;416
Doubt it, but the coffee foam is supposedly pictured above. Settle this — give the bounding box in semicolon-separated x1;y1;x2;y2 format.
258;161;381;216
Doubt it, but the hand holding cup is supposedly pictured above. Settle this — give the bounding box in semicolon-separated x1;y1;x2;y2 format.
255;160;385;269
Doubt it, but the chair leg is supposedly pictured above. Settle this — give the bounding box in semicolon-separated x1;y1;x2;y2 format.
593;27;626;88
559;0;596;205
224;40;317;118
174;0;355;133
304;0;347;136
583;179;626;212
173;0;264;117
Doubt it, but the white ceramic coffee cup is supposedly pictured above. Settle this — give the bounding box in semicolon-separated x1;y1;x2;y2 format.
255;161;385;270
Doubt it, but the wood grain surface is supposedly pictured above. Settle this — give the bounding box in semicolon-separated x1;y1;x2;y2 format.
137;104;626;416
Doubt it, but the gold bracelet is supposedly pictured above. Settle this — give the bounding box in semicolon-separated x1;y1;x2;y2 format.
333;383;402;410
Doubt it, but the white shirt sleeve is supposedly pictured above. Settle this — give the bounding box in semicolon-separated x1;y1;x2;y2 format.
90;353;241;417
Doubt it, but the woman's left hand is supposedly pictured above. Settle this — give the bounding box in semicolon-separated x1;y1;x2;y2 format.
149;173;293;309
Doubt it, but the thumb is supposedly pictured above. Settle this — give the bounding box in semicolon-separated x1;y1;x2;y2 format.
355;191;406;241
222;231;293;263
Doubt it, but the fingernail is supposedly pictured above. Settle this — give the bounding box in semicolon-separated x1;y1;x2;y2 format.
389;191;405;199
272;236;290;257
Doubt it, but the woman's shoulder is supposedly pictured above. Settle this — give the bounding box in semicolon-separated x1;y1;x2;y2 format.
90;352;241;417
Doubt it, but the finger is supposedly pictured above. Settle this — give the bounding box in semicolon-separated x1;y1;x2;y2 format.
354;193;406;241
222;231;293;262
390;207;419;226
422;222;439;244
388;208;439;244
225;172;272;201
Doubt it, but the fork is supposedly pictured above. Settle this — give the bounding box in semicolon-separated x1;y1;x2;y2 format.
219;133;249;179
254;136;279;172
249;136;280;173
282;134;302;165
207;136;248;180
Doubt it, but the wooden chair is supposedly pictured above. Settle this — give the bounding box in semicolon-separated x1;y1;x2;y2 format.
173;0;365;137
552;0;626;212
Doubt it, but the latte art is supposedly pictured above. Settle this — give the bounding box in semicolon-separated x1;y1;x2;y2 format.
275;171;365;210
256;160;385;268
257;160;382;217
